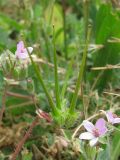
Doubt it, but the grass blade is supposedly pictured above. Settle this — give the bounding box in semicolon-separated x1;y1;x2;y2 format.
69;27;91;114
61;57;74;99
53;26;61;109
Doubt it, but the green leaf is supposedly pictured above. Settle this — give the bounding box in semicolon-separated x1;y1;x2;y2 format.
111;131;120;160
91;4;120;91
97;147;110;160
0;12;23;31
86;146;97;160
22;151;32;160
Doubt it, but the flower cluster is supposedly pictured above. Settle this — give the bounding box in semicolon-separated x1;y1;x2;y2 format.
79;111;120;147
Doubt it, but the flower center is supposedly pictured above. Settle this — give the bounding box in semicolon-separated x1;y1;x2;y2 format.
112;113;118;118
21;48;25;53
93;128;100;137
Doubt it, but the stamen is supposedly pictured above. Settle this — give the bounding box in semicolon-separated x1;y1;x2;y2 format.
21;48;25;53
93;128;100;137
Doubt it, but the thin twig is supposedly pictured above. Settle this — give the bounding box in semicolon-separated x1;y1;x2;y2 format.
104;91;120;97
6;91;34;100
91;64;120;70
7;101;35;110
33;56;65;74
91;70;104;91
10;116;39;160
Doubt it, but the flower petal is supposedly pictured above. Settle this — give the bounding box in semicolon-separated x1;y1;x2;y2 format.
15;50;28;59
15;41;33;60
27;47;33;53
106;111;114;123
79;132;95;140
89;138;98;147
114;118;120;124
99;127;107;136
95;118;107;136
17;41;24;50
95;118;106;130
82;120;95;132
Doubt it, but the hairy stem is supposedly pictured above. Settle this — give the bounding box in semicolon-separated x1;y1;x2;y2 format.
25;42;59;116
11;116;39;160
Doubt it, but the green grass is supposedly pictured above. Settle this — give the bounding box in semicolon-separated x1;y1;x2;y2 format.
0;0;120;159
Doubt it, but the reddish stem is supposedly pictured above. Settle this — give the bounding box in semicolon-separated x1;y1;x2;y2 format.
11;116;39;160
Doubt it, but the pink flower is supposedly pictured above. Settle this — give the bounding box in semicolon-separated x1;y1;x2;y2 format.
79;118;107;146
105;111;120;124
15;41;33;59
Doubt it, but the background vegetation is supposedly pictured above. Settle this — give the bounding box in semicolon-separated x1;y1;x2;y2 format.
0;0;120;159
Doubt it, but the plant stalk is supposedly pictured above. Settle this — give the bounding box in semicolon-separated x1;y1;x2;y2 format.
62;0;67;59
26;43;58;116
11;116;39;160
69;27;91;114
53;26;61;109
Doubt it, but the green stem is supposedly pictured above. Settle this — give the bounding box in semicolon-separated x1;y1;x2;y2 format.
61;57;74;99
26;44;58;116
83;0;89;38
107;135;111;160
53;26;61;109
62;0;67;59
69;27;91;114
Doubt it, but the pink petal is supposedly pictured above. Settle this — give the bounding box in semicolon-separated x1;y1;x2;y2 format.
114;118;120;124
15;45;33;59
17;41;24;51
99;127;107;136
15;50;28;59
106;111;114;123
95;118;106;130
89;138;98;147
83;120;95;133
79;132;95;140
95;118;107;136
